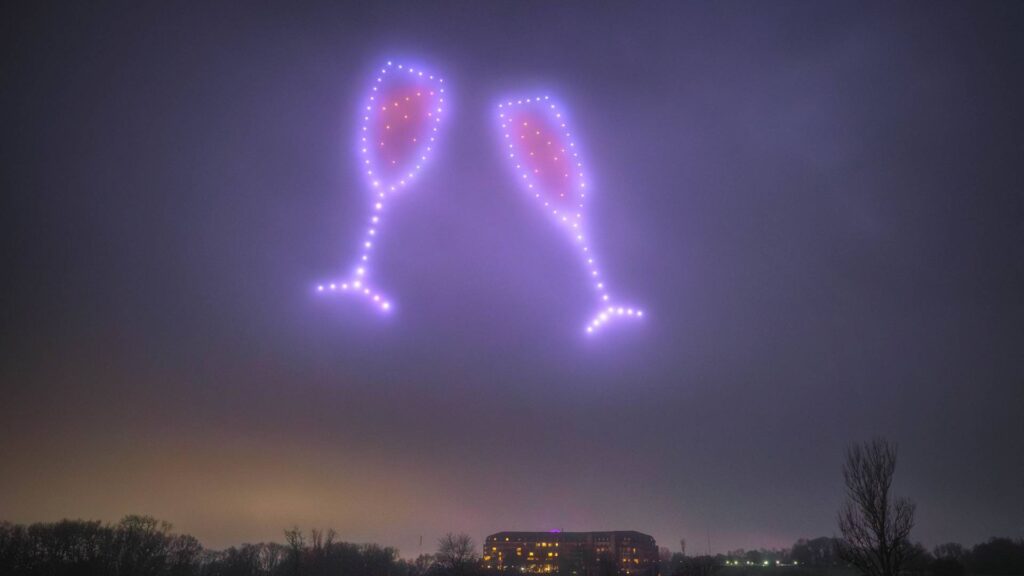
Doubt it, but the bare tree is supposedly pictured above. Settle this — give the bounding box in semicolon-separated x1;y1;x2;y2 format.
437;533;479;576
837;438;916;576
284;527;305;576
933;543;965;561
411;553;438;576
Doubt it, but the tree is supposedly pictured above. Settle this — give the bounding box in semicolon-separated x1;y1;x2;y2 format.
743;550;763;566
166;533;203;576
966;538;1024;575
436;533;479;576
791;537;841;567
929;542;966;576
933;543;964;561
111;515;175;576
902;542;933;574
664;552;687;576
679;555;719;576
284;527;305;576
409;553;438;576
836;438;916;576
361;543;400;576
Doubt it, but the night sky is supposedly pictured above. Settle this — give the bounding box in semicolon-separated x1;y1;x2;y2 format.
2;1;1022;556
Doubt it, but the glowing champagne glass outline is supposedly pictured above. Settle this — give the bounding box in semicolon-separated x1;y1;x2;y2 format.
316;60;447;313
496;95;645;334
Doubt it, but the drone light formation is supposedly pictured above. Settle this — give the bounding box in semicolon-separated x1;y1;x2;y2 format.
497;95;645;335
316;60;447;312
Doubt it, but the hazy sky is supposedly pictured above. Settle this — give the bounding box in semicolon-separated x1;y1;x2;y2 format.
2;0;1022;556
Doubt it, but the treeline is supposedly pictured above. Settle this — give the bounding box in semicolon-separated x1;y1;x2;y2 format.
0;516;201;576
664;536;1024;576
0;516;472;576
3;516;1023;576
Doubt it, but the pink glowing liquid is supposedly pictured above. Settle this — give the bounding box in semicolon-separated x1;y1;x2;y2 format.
365;76;443;190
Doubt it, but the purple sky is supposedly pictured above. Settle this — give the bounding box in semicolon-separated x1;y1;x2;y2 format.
2;0;1022;556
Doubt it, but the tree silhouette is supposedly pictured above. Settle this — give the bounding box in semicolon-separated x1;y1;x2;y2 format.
436;533;479;576
836;438;916;576
283;527;305;576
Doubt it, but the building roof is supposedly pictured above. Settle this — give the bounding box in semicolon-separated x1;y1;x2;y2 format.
486;531;655;542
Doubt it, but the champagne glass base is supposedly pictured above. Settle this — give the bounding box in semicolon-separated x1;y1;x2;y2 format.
585;304;644;334
315;279;393;313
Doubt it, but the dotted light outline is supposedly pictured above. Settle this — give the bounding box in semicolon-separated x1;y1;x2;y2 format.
497;95;644;334
317;60;447;313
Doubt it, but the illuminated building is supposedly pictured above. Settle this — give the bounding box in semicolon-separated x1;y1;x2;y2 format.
483;531;658;576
